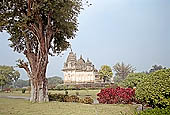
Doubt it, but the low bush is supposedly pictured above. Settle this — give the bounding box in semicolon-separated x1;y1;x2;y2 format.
97;87;135;104
48;93;94;104
48;93;65;102
48;93;79;102
136;69;170;108
136;106;170;115
83;97;94;104
22;88;26;93
64;95;79;102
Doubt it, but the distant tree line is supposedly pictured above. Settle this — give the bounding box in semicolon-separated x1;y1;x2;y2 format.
14;76;63;89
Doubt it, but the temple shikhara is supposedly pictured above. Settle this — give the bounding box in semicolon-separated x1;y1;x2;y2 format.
62;51;101;84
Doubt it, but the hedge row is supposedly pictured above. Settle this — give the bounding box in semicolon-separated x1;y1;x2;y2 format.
48;93;93;104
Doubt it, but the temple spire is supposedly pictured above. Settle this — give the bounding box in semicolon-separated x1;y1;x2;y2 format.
80;55;82;59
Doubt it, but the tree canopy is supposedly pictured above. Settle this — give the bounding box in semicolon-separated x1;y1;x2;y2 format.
99;65;113;82
0;0;83;54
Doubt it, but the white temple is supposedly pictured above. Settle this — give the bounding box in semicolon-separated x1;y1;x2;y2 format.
62;51;101;84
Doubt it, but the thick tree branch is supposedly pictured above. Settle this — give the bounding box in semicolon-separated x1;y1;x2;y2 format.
17;59;32;78
27;0;32;16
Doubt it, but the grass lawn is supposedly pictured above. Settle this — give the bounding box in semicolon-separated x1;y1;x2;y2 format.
0;91;30;97
0;90;100;99
0;98;136;115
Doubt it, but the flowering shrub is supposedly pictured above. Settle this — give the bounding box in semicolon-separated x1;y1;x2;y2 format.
97;87;135;104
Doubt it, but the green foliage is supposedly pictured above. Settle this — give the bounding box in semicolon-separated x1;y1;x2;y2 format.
48;76;63;89
14;79;29;88
0;0;83;54
113;62;136;82
48;93;80;102
122;73;147;88
0;65;20;88
99;65;113;82
136;106;170;115
136;69;170;108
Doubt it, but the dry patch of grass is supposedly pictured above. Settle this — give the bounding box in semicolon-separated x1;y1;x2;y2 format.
0;98;136;115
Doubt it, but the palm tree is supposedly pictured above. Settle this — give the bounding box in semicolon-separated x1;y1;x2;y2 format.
113;62;136;82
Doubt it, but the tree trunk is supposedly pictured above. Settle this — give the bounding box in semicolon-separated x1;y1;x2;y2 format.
30;78;49;102
28;54;49;102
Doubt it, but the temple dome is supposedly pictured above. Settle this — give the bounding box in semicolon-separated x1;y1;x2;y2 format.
77;55;85;64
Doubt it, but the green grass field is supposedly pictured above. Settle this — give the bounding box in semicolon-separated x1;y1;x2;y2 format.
0;90;137;115
0;98;136;115
0;90;100;99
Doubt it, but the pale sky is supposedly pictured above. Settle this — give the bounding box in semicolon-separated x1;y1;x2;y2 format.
0;0;170;80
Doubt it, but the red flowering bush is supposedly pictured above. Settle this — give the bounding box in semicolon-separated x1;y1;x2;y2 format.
97;87;135;104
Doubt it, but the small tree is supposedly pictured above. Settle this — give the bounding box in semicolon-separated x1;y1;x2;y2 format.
0;0;85;102
0;65;20;90
99;65;113;82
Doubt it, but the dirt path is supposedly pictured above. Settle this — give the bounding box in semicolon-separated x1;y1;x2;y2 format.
0;95;30;100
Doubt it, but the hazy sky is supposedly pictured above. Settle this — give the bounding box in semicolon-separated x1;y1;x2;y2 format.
0;0;170;80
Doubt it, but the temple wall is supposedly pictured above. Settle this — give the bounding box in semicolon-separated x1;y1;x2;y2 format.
64;71;96;84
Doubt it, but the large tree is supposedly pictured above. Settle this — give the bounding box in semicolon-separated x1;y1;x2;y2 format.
149;65;166;73
99;65;113;82
0;0;84;102
0;65;20;90
113;62;136;82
